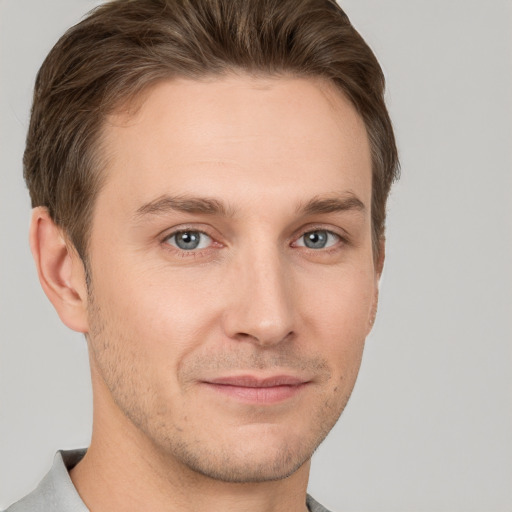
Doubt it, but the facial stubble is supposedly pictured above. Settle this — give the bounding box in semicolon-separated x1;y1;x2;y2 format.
85;279;360;484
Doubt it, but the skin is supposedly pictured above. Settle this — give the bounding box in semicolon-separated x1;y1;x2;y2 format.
31;74;383;512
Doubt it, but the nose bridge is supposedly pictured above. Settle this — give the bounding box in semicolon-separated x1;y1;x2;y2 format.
223;239;295;346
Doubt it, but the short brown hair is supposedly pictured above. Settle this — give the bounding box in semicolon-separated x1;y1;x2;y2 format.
24;0;399;261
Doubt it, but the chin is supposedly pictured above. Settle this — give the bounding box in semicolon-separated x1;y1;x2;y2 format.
159;422;329;484
176;442;311;483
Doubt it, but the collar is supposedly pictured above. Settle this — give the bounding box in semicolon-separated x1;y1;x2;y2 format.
7;449;330;512
7;449;88;512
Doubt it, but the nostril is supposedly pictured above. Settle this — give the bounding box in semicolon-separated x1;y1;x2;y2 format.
233;329;295;347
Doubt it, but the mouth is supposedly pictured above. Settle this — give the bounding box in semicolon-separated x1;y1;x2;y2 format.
200;375;311;404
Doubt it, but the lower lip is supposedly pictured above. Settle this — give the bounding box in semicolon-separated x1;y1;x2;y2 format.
202;383;308;404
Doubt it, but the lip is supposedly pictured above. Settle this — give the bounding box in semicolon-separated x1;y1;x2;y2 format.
201;374;310;404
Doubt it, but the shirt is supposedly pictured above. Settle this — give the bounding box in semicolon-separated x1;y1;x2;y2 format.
5;450;333;512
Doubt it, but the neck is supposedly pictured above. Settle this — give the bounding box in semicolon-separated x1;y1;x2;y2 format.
71;367;311;512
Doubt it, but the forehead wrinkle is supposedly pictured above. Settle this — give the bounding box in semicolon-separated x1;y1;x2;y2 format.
133;194;238;221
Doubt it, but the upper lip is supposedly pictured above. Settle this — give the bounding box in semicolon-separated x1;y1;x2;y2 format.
204;375;309;387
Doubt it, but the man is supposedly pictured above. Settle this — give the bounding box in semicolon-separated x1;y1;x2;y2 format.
6;0;399;510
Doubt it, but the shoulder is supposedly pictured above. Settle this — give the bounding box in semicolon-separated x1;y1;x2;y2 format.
4;450;88;512
307;494;336;512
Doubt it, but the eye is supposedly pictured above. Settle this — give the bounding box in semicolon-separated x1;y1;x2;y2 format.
165;230;212;251
295;230;340;249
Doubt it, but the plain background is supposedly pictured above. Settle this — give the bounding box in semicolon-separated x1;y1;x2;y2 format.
1;1;511;511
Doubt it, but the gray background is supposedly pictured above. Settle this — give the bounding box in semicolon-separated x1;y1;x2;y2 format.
1;1;511;510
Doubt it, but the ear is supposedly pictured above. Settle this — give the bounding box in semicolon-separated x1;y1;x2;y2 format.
367;238;385;333
29;207;89;333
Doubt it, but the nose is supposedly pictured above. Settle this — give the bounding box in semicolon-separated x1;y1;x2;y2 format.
221;247;296;347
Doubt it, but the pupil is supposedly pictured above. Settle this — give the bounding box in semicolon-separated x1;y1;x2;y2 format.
304;231;327;249
176;231;200;250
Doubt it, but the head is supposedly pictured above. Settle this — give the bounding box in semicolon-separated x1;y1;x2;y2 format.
27;0;399;485
25;0;398;263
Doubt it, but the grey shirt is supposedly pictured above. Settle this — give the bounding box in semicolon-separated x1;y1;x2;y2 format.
5;450;332;512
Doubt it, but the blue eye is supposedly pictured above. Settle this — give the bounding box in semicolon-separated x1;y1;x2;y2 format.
297;230;339;249
166;231;212;251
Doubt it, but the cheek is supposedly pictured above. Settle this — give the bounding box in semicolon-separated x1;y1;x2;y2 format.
89;245;376;374
302;264;375;332
90;259;221;367
300;265;375;370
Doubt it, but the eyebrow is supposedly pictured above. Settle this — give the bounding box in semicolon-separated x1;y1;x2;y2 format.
296;193;366;216
134;195;235;220
134;192;366;221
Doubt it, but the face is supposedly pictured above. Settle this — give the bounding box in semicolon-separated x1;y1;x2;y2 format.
84;75;379;483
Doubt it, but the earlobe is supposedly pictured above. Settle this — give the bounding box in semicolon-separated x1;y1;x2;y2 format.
29;207;89;333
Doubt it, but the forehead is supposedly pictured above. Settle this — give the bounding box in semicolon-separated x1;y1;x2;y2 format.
98;74;371;214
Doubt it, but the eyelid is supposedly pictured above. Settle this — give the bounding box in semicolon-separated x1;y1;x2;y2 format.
292;229;341;249
290;224;348;245
159;223;216;241
160;224;223;254
165;230;213;250
158;223;348;255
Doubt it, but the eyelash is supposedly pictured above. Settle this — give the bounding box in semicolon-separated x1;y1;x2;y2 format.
162;229;218;257
292;230;341;250
160;226;347;257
